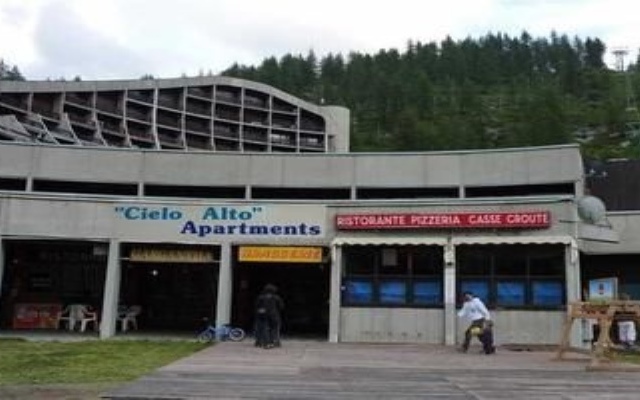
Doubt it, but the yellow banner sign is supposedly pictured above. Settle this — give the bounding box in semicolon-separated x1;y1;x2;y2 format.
130;248;215;263
238;246;323;263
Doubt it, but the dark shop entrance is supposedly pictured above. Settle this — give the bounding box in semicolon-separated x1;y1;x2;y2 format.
119;243;220;332
232;246;330;339
0;240;108;331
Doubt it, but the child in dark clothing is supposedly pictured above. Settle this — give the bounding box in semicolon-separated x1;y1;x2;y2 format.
478;320;496;354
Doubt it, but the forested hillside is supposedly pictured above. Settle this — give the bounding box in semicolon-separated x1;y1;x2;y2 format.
222;32;640;159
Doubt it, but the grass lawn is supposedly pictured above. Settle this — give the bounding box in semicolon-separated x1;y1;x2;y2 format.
0;338;209;385
615;350;640;364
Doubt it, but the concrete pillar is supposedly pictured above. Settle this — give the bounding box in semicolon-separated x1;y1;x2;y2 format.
566;241;583;348
443;242;457;346
328;244;342;343
100;239;121;339
0;238;5;298
215;243;232;329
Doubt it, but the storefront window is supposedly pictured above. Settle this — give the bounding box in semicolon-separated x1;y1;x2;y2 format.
457;244;565;309
379;248;409;275
532;281;563;306
344;247;376;275
494;252;525;276
342;245;443;307
530;253;564;276
413;280;442;305
413;247;441;275
496;280;526;306
458;248;491;276
379;280;407;304
460;280;490;303
343;279;374;304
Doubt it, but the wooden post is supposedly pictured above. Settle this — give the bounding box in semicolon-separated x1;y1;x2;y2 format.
554;303;576;360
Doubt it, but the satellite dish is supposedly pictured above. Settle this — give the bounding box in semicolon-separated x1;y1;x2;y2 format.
577;196;607;224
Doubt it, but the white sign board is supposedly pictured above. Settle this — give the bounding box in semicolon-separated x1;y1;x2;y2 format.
113;203;327;242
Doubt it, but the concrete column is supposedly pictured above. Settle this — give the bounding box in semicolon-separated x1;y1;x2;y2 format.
328;244;342;343
443;243;457;346
565;241;583;348
100;239;121;339
0;238;5;298
215;243;232;329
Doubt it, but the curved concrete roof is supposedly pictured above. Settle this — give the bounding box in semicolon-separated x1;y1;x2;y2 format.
0;76;350;152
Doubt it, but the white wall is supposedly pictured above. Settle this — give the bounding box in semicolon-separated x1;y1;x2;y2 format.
0;197;114;239
582;212;640;254
340;308;444;343
459;311;566;345
0;142;583;190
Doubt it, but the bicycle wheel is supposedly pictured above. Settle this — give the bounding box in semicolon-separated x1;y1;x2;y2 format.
198;330;215;343
228;328;246;341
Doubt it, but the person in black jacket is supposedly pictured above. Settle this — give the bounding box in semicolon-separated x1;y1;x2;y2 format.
254;284;284;349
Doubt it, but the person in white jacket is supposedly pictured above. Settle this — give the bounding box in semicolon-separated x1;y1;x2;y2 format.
458;291;495;354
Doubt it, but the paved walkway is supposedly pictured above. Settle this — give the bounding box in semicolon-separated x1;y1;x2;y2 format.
104;341;640;399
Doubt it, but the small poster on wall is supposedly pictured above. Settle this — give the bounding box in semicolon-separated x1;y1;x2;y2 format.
13;303;62;329
588;277;618;301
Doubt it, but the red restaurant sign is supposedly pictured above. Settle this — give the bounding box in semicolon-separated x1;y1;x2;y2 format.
336;211;551;230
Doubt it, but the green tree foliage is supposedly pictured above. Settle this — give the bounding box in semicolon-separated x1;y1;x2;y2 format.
0;59;25;81
222;32;640;158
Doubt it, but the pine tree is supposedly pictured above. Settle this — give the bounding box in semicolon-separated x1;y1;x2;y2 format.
219;32;632;157
0;59;26;81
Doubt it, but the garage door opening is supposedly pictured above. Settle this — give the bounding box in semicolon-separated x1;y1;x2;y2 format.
119;244;219;332
231;246;330;339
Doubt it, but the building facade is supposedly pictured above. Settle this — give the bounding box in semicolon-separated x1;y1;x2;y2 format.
1;77;636;348
0;138;623;347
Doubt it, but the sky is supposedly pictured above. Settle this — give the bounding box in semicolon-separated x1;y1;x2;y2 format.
0;0;639;81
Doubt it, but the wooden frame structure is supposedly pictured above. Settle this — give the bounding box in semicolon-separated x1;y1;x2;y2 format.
554;301;640;369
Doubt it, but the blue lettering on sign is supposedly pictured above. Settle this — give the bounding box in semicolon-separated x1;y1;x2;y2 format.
114;205;323;238
180;221;322;238
201;206;263;221
114;206;183;220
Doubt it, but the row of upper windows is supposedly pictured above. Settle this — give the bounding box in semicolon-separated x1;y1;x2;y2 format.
0;178;576;200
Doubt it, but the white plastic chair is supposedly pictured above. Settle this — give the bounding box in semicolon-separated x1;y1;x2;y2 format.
56;306;74;330
57;304;97;331
117;305;142;332
77;305;99;332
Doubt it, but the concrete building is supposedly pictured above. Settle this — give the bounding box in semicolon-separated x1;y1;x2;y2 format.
0;77;635;348
0;77;349;152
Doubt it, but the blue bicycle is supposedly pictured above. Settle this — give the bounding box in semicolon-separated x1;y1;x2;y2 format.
198;323;246;342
